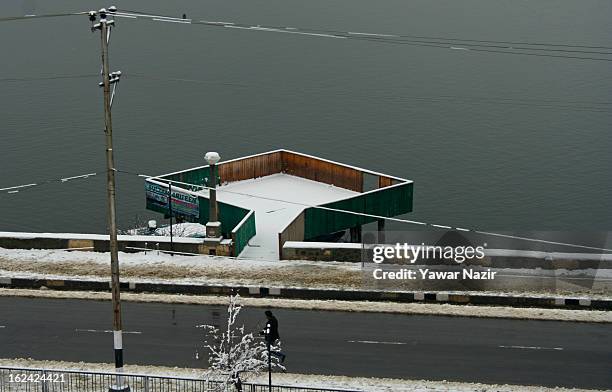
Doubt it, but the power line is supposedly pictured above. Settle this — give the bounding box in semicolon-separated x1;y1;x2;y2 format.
118;8;612;51
110;10;612;62
341;34;612;62
296;28;612;56
1;9;610;62
115;169;612;254
0;171;100;194
0;11;87;22
126;74;612;114
3;71;609;113
5;167;609;253
0;74;97;82
358;31;612;51
313;29;612;55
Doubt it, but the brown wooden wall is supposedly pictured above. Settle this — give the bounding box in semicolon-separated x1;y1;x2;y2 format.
218;151;282;183
378;176;395;188
281;151;364;192
217;150;402;194
278;211;305;259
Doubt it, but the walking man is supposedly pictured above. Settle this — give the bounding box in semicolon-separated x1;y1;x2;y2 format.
262;310;286;363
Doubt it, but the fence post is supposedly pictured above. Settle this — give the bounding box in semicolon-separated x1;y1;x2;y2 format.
144;376;149;392
40;370;48;392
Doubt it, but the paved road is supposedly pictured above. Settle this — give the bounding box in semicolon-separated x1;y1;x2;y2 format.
0;297;610;389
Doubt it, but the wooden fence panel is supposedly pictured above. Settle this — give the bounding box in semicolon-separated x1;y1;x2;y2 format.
281;151;363;192
278;211;305;259
378;176;393;188
218;151;282;183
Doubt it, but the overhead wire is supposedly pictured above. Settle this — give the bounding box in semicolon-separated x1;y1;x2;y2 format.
0;74;97;82
0;171;101;194
2;71;609;113
114;169;612;254
1;9;611;61
3;167;610;253
0;11;87;22
109;10;612;62
116;8;612;50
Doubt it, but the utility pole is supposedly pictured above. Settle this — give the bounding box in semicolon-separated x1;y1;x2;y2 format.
168;181;174;255
89;7;129;392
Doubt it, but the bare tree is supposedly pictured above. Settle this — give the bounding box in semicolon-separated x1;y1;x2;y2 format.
199;294;285;391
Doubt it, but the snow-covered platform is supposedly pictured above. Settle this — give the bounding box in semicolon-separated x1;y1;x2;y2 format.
201;173;358;260
145;149;413;259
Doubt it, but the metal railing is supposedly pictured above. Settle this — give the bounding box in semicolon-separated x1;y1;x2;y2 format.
0;367;360;392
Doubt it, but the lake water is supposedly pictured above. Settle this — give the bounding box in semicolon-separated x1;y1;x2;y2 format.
1;0;611;246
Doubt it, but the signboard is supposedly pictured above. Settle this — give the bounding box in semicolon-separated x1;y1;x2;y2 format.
145;181;199;218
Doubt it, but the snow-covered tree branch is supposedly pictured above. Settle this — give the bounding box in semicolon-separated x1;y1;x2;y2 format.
199;294;285;391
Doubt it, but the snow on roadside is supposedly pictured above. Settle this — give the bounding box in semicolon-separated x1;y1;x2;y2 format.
0;247;361;290
0;246;355;270
1;247;611;299
0;358;602;392
127;222;208;238
1;289;610;323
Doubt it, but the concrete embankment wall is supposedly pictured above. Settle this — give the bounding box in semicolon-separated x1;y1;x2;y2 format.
0;277;609;311
282;241;612;270
0;232;231;256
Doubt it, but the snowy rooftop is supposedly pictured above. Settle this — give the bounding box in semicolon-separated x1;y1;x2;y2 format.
200;173;358;259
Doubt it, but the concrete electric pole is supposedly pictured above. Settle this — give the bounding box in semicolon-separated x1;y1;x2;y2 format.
88;7;129;392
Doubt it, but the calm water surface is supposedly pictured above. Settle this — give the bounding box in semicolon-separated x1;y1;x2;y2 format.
1;0;611;243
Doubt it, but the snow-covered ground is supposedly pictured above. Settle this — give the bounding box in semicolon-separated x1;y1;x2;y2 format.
0;230;215;244
0;246;362;291
0;358;603;392
137;222;208;238
0;247;611;298
200;173;358;260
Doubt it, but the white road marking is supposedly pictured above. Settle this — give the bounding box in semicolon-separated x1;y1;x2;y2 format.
348;340;406;345
499;345;563;351
0;326;6;329
75;329;142;335
451;46;469;50
115;15;137;19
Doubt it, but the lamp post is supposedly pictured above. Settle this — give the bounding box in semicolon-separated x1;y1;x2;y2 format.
204;152;221;238
267;341;272;392
262;321;272;392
